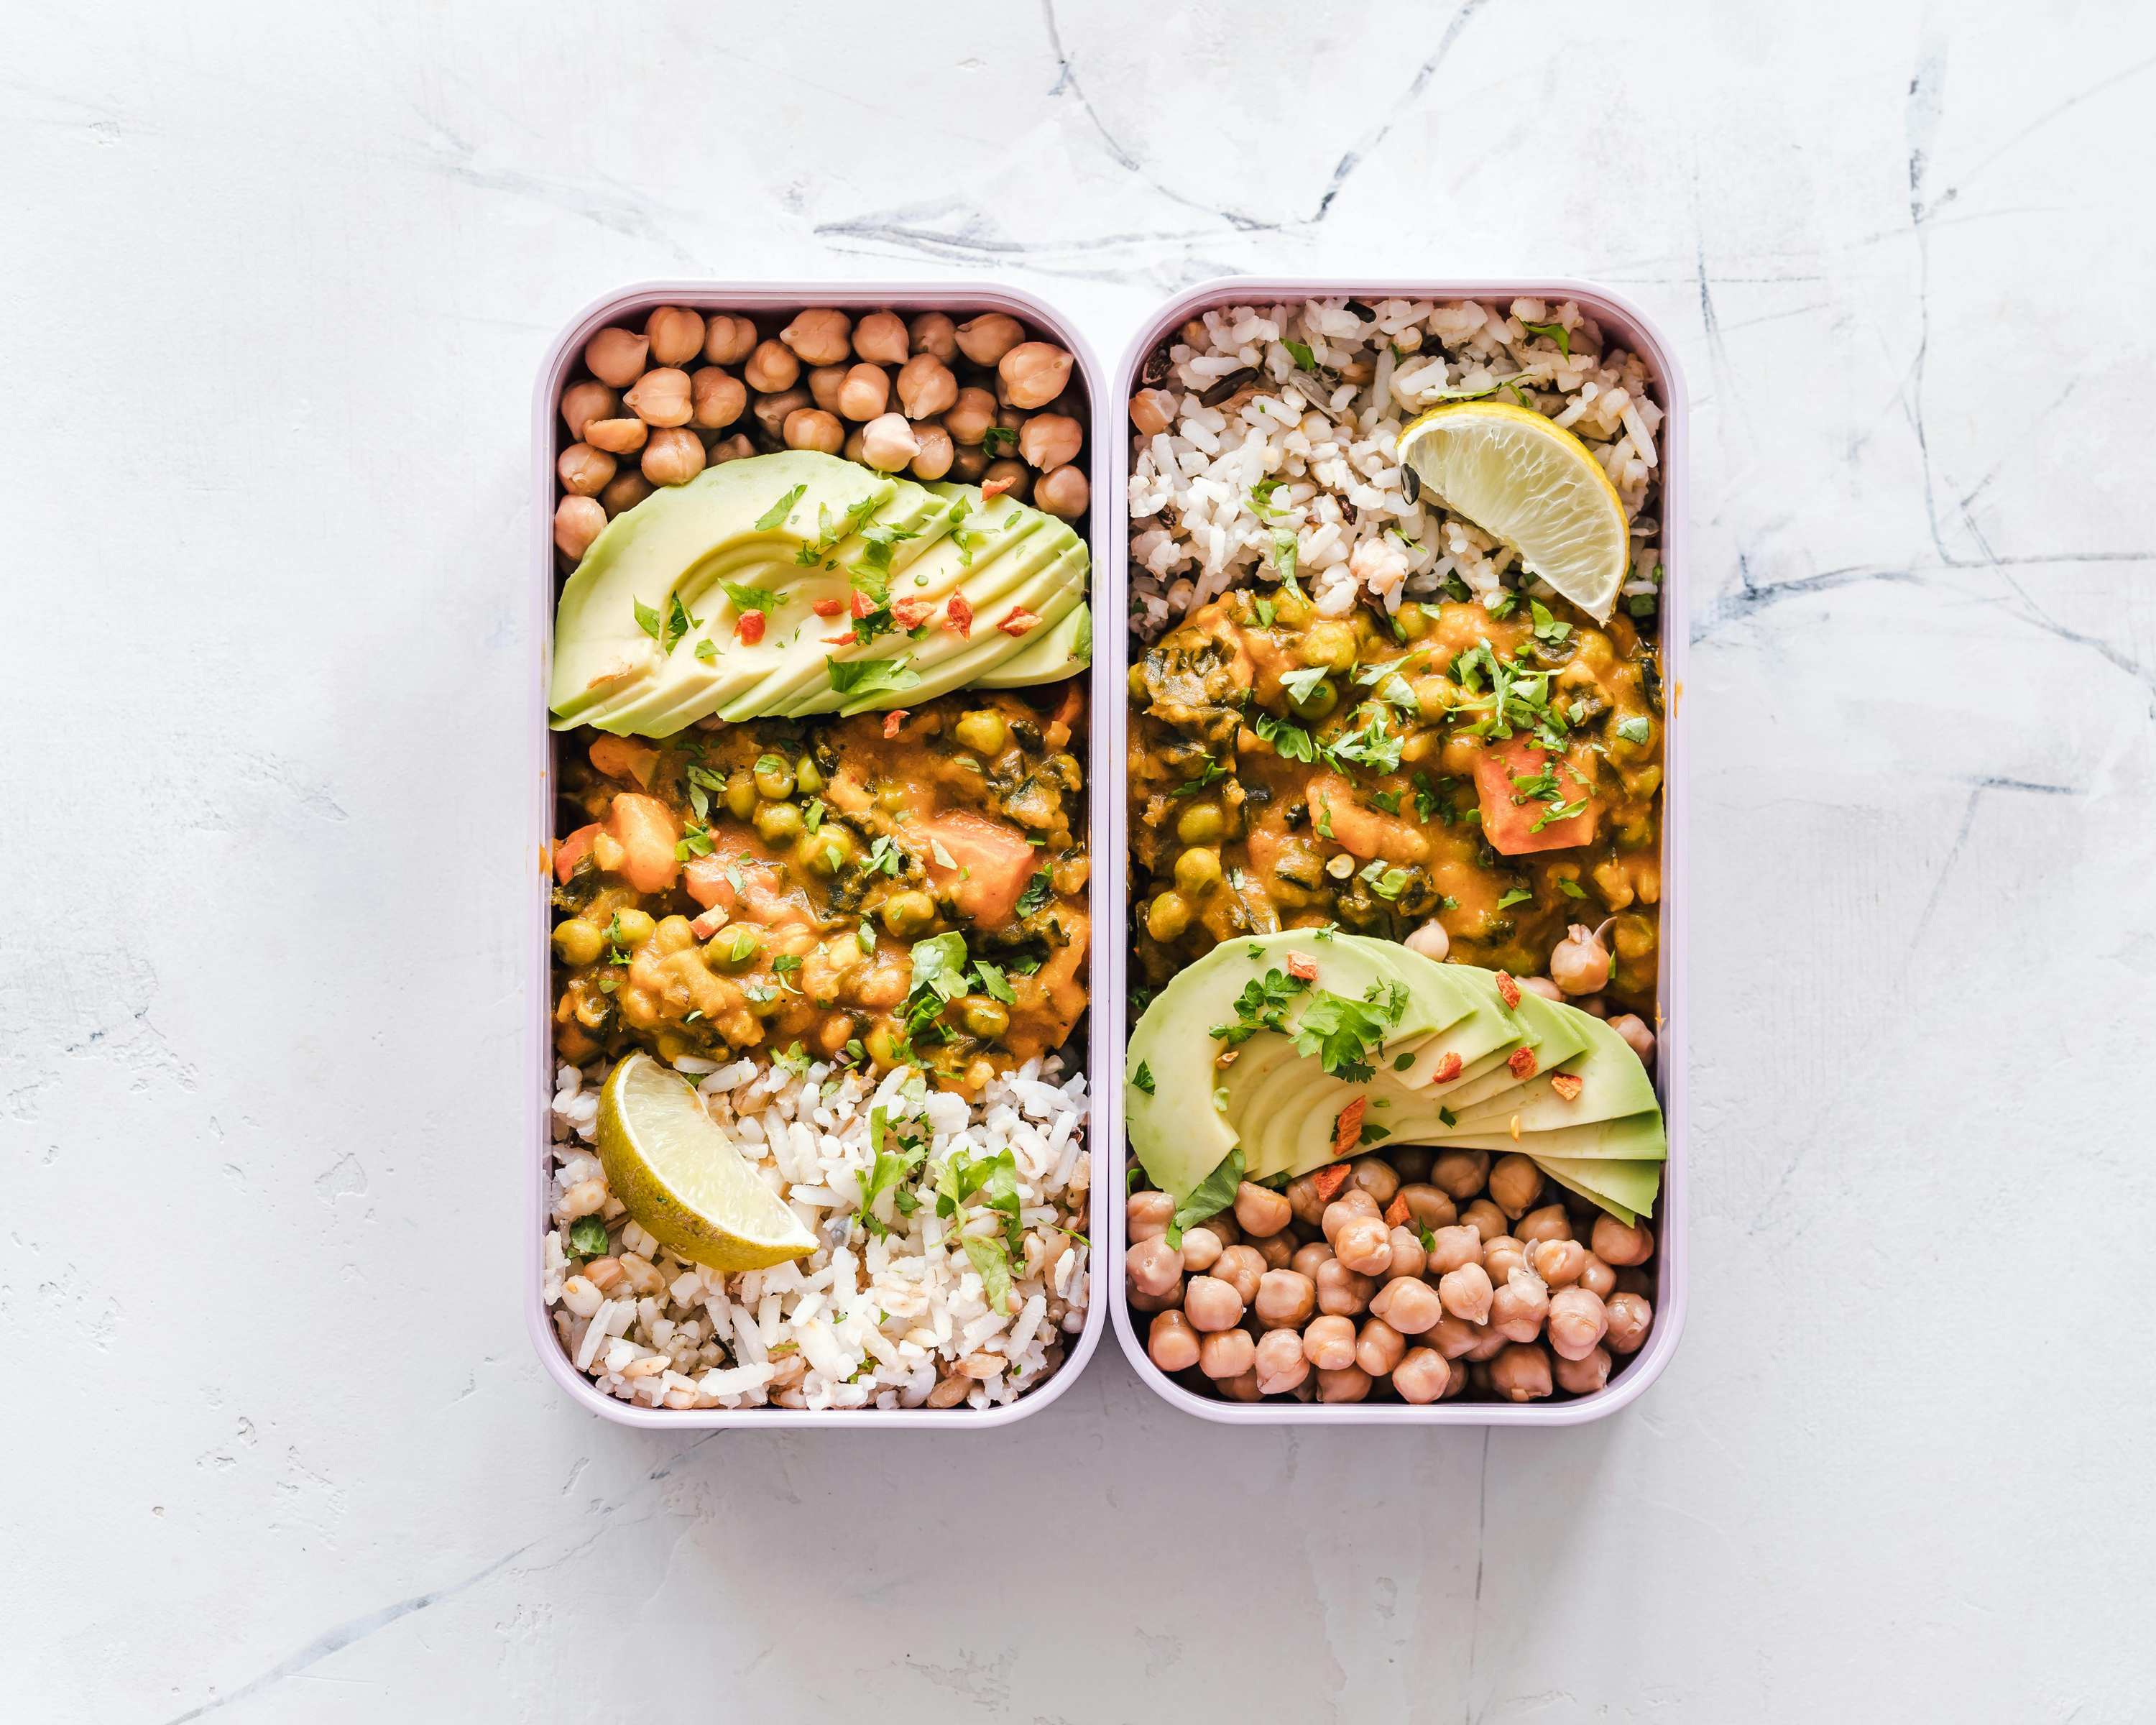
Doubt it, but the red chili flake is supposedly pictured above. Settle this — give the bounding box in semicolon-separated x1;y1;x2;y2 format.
1383;1192;1411;1229
1432;1051;1463;1083
735;612;765;645
1496;970;1521;1010
822;632;857;645
1310;1162;1352;1202
1550;1072;1583;1101
981;477;1015;499
812;597;846;617
883;710;908;739
945;592;974;638
999;606;1042;638
1508;1047;1538;1080
850;589;875;619
890;594;935;629
1215;1048;1239;1069
1332;1098;1368;1159
1286;951;1319;981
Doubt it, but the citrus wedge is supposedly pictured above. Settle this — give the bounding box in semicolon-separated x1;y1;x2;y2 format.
595;1052;817;1270
1396;400;1631;622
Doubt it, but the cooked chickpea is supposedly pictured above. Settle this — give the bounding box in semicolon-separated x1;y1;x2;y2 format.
1147;1309;1199;1372
1608;1013;1657;1063
895;354;958;420
1302;1315;1358;1370
1392;1347;1451;1404
744;339;800;392
584;326;648;387
1369;1275;1442;1335
780;408;842;455
701;313;757;366
1145;891;1192;943
982;458;1032;502
906;310;957;362
1355;1317;1406;1377
584;416;648;455
1290;1241;1334;1279
1430;1149;1491;1202
642;426;706;486
858;413;919;473
1314;1257;1376;1317
806;364;847;414
1384;1228;1427;1282
1481;1236;1527;1284
847;309;908;366
1460;1199;1508;1243
1233;1182;1293;1238
688;368;746;429
1316;1363;1373;1404
1530;1237;1585;1288
1404;919;1450;962
1129;387;1178;436
1488;1154;1543;1218
1333;1215;1393;1277
1398;1183;1456;1230
1490;1342;1554;1402
950;446;990;482
833;362;891;422
1128;1282;1184;1313
1178;1225;1224;1274
1182;1274;1245;1333
954;313;1025;366
1000;341;1074;409
1018;413;1084;473
1253;1269;1317;1329
1428;1314;1482;1360
554;494;606;561
1285;1173;1327;1228
600;471;653;518
1252;1231;1294;1270
1425;1224;1483;1276
1173;847;1222;897
1546;1287;1609;1360
625;367;693;427
1199;1327;1256;1381
944;387;998;446
1210;1245;1264;1305
750;387;811;441
1591;1214;1654;1266
1490;1271;1550;1343
1554;1346;1611;1394
1342;1159;1394;1209
1549;921;1614;995
1603;1292;1653;1354
1438;1261;1494;1324
778;308;852;366
1035;466;1092;521
1125;1232;1184;1298
1517;1204;1572;1245
1577;1251;1616;1300
560;380;619;439
1253;1328;1309;1395
910;421;955;481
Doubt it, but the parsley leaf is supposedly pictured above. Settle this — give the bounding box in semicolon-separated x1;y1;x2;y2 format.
908;932;969;1003
754;484;806;532
719;580;780;615
1015;868;1054;917
962;1234;1013;1311
1370;790;1402;814
1255;596;1276;628
1132;1061;1156;1095
1281;664;1333;706
1615;716;1651;745
1166;1148;1245;1249
568;1215;608;1255
1521;320;1572;356
664;592;701;653
979;425;1018;459
633;597;663;643
827;653;921;701
1281;338;1316;370
972;960;1015;1004
1496;886;1534;910
1292;986;1404;1082
1557;876;1586;899
694;638;717;663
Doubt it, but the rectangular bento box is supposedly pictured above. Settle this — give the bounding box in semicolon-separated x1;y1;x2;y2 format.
1102;277;1689;1426
525;280;1118;1428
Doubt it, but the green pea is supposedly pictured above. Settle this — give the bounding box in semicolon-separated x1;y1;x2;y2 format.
752;753;796;801
961;997;1011;1039
1174;847;1224;897
612;908;656;948
1146;891;1192;942
1393;603;1432;641
1413;676;1457;722
865;1025;902;1070
793;756;824;794
1175;801;1226;845
553;919;605;967
755;801;803;845
724;770;757;822
796;826;856;876
1289;678;1338;722
709;926;763;971
954;709;1008;755
880;889;938;938
1299;619;1359;673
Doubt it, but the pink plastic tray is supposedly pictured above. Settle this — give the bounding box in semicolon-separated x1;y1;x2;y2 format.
525;281;1115;1428
1102;277;1689;1425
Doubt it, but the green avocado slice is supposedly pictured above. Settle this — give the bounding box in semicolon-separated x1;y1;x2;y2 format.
1533;1154;1662;1223
972;602;1092;689
1385;967;1544;1091
1442;1007;1660;1133
1427;1109;1667;1162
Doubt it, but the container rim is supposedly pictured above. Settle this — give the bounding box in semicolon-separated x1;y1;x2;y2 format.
525;279;1116;1429
1102;275;1690;1427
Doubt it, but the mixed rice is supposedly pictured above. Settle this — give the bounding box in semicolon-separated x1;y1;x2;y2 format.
1127;295;1664;640
543;1054;1091;1412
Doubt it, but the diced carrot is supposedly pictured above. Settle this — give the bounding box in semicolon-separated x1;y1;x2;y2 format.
555;823;599;885
736;612;765;645
921;809;1038;926
946;592;974;638
604;794;681;894
1310;1163;1351;1202
689;905;730;939
1473;735;1599;855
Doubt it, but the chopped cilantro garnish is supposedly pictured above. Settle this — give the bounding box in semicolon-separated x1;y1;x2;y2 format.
1015;868;1054;917
1615;716;1651;745
1281;338;1316;370
753;484;806;532
719;580;780;615
1557;877;1586;899
1521;320;1572;356
1292;985;1404;1083
694;638;717;663
632;597;663;643
972;960;1015;1004
567;1215;608;1256
827;653;921;700
1166;1148;1245;1249
1496;886;1534;910
1132;1061;1156;1095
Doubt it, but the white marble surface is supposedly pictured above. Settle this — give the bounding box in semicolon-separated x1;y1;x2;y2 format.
7;2;2155;1718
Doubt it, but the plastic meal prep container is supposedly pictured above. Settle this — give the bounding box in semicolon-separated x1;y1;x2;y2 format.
1102;277;1688;1425
525;281;1117;1428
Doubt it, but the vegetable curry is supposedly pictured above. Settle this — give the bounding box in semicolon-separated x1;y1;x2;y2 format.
553;681;1090;1090
1127;586;1662;1007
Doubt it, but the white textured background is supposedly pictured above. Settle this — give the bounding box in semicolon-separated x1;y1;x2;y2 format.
6;2;2154;1719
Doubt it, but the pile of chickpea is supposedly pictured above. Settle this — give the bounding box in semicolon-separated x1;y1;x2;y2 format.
552;303;1089;566
1127;1146;1657;1405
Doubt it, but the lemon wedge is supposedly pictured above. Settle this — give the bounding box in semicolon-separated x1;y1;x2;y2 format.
595;1052;818;1270
1396;400;1631;622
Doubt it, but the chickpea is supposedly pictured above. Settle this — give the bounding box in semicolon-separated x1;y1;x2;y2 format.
829;361;889;423
1128;1283;1184;1314
1252;1231;1294;1270
1017;413;1084;473
1333;1215;1393;1277
1033;464;1091;521
1232;1182;1291;1240
1284;1173;1327;1228
775;308;848;367
553;917;606;965
1194;1326;1253;1380
1314;1257;1375;1317
842;426;869;466
561;379;619;440
1546;1287;1608;1361
625;367;693;428
953;997;1006;1041
1392;1347;1451;1404
1603;1292;1653;1354
1397;1184;1456;1231
950;444;990;482
750;385;811;443
600;471;653;518
943;709;1003;756
1460;1199;1508;1243
1397;923;1450;969
910;421;955;481
1297;618;1358;673
744;339;800;393
1253;1328;1309;1395
954;313;1024;365
838;308;902;367
783;408;844;456
1591;1214;1654;1266
1481;1236;1527;1284
1354;1317;1408;1379
1369;1275;1443;1335
1554;1346;1611;1395
895;354;958;420
1430;1149;1491;1202
1316;1363;1373;1404
1210;1245;1264;1305
999;341;1074;409
709;433;755;468
906;310;957;362
1438;1262;1494;1324
1383;1227;1427;1282
1321;1190;1380;1241
1490;1271;1550;1343
584;326;648;387
1607;1013;1657;1064
944;387;998;446
1389;1146;1432;1184
1173;847;1222;898
1290;1241;1334;1279
1129;387;1178;436
1125;1233;1184;1298
1424;1224;1484;1276
806;363;849;414
1302;1314;1358;1371
1342;1156;1394;1208
1145;891;1192;943
1577;1251;1616;1300
981;458;1032;502
1529;1237;1585;1289
1490;1342;1554;1402
585;416;649;455
1147;1309;1199;1372
1517;1204;1572;1245
1428;1314;1482;1360
847;412;913;473
553;494;606;561
880;889;938;938
557;443;617;498
1127;1190;1173;1242
642;427;706;486
1170;804;1222;849
1170;1225;1220;1274
1182;1274;1244;1333
1253;1269;1317;1329
1488;1153;1543;1218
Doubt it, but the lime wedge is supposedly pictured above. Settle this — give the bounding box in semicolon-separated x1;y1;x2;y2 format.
595;1052;817;1271
1396;400;1631;622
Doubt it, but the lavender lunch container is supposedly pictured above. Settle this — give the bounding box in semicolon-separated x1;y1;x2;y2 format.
1101;277;1689;1426
525;282;1117;1428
